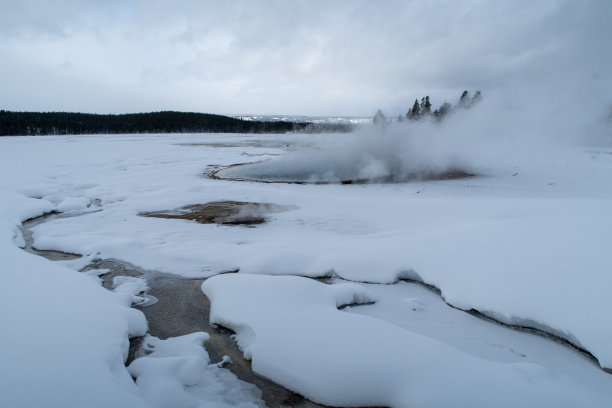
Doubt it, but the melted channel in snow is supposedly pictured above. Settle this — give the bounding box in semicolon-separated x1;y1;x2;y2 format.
203;274;612;408
0;192;149;408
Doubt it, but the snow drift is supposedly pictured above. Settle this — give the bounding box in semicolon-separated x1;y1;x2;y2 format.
203;274;612;408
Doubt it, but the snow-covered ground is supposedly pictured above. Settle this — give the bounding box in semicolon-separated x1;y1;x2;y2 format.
1;129;611;407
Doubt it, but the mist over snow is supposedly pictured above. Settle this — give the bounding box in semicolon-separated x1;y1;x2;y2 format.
219;1;612;184
221;84;612;183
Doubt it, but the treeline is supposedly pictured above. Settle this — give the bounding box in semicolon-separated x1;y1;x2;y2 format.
373;90;482;124
0;110;347;136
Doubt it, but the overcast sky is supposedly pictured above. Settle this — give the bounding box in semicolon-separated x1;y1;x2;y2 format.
1;0;610;116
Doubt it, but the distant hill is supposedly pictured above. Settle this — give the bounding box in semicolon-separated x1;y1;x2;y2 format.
0;110;353;136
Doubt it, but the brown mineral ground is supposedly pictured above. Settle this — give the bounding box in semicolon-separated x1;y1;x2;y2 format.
139;201;292;226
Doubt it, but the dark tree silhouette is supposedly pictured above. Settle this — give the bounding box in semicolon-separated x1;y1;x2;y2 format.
407;99;421;120
404;90;482;124
0;111;353;136
373;110;386;125
471;90;482;105
420;96;432;116
433;102;452;120
458;90;470;108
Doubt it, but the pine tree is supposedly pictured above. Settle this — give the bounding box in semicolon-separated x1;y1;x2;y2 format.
471;90;482;105
458;90;470;108
420;96;432;115
373;109;386;125
433;102;451;120
440;102;451;114
408;99;421;120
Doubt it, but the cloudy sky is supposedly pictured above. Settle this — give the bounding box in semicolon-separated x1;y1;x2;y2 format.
1;0;610;116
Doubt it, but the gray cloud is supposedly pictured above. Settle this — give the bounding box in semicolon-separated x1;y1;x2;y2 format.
0;0;610;116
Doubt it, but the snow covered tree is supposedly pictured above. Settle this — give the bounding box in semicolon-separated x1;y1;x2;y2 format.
471;90;482;105
420;96;432;116
433;102;451;120
373;109;386;125
458;90;470;108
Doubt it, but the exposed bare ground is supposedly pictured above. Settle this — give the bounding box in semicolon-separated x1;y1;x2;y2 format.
139;201;291;226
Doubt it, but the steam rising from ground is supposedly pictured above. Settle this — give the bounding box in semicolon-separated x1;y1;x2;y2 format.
214;1;612;184
217;90;611;184
220;123;473;183
218;4;612;185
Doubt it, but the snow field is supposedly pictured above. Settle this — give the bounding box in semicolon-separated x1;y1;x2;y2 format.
22;134;612;369
1;132;611;407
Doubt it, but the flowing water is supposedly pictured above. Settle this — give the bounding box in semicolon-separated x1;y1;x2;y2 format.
21;211;325;408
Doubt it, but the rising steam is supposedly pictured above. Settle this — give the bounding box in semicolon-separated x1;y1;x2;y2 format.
216;85;611;184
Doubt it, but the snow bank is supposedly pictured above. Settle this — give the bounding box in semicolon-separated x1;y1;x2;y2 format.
56;196;91;212
393;199;612;369
128;333;263;408
203;273;611;407
345;280;612;392
0;193;148;407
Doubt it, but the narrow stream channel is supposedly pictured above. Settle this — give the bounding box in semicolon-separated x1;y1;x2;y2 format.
21;208;608;408
21;212;326;408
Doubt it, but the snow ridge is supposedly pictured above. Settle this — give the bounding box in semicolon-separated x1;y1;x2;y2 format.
203;273;611;408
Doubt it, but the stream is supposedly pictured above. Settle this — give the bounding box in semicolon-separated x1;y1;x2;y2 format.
21;212;325;408
21;207;607;408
